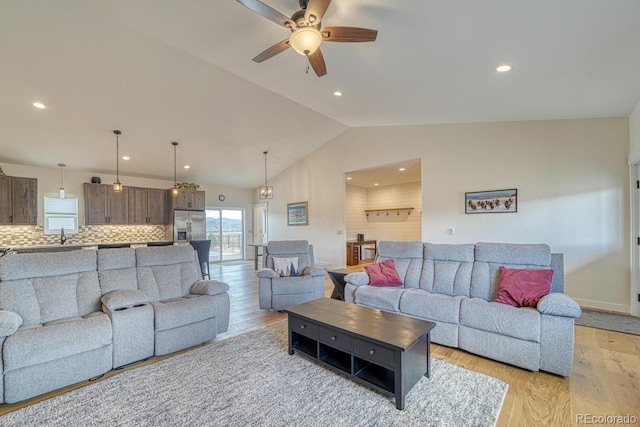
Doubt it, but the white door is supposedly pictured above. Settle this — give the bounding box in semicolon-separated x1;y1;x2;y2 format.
254;203;268;244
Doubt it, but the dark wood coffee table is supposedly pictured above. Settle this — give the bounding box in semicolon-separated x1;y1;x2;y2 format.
285;298;435;410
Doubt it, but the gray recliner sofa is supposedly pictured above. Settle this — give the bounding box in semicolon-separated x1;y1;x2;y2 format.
257;240;325;310
0;244;230;403
344;241;581;376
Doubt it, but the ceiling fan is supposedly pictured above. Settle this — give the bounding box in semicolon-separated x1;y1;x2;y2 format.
236;0;378;77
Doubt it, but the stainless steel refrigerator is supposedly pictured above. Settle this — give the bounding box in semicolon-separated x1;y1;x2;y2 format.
171;210;206;242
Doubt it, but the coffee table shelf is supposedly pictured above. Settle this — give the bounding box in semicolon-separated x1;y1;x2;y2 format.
286;298;435;410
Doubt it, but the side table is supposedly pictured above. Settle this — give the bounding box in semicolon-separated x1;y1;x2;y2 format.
328;268;352;301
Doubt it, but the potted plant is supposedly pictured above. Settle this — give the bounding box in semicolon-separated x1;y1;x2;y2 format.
176;182;200;190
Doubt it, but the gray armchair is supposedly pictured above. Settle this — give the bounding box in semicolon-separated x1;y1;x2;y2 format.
257;240;325;310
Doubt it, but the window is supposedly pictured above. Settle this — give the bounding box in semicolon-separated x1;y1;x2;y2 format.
44;197;78;234
206;209;244;261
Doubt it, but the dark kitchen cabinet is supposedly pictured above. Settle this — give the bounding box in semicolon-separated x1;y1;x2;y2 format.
128;187;166;225
0;175;37;225
84;183;128;225
168;189;205;211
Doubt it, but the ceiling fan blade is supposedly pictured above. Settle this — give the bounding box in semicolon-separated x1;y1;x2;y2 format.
252;39;291;63
305;0;331;25
308;48;327;77
321;26;378;42
236;0;296;28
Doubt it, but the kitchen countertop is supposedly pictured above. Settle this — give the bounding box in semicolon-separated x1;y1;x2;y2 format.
8;241;174;253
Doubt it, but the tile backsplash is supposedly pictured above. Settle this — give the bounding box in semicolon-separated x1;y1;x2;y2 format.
0;225;166;247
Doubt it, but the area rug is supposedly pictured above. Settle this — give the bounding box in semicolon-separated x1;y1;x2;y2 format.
0;321;508;427
575;309;640;336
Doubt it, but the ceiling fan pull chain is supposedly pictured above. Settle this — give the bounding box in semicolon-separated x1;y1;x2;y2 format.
305;54;310;74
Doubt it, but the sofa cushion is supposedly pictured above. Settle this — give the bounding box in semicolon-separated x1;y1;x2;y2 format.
420;243;474;296
97;247;137;294
354;286;404;313
537;293;582;318
0;251;102;323
273;257;299;277
3;312;112;371
0;310;23;337
376;241;424;288
364;259;403;287
266;240;312;272
191;280;230;296
399;290;463;324
496;267;553;307
471;243;553;301
101;290;148;311
0;249;97;281
460;298;541;343
272;276;315;295
151;296;216;332
475;242;552;266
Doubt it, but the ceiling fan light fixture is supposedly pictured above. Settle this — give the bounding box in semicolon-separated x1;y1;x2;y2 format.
289;26;322;55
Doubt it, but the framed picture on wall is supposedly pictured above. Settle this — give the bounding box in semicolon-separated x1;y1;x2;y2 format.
465;189;517;214
287;201;309;226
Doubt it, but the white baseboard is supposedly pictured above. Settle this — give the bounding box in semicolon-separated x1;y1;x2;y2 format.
574;298;630;314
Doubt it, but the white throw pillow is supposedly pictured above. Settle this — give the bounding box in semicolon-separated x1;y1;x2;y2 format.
273;257;299;277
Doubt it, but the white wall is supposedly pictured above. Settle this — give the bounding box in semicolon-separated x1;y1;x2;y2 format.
346;183;422;242
628;101;640;163
264;118;630;311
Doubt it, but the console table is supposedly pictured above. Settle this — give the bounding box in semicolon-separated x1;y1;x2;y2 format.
247;244;267;270
286;298;435;410
346;240;377;266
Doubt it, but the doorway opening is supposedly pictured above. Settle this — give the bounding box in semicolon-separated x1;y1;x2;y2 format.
206;209;244;262
344;158;422;266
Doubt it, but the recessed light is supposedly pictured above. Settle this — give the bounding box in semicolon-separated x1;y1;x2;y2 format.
184;165;190;169
374;183;379;186
333;91;343;96
32;102;46;109
399;168;406;172
346;176;352;180
122;156;130;160
496;65;512;72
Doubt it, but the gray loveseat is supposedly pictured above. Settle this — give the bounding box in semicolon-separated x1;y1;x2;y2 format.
0;244;230;403
344;241;581;376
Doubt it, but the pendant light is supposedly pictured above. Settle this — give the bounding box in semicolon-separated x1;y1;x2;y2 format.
57;163;65;198
171;142;179;196
259;151;273;199
113;130;123;192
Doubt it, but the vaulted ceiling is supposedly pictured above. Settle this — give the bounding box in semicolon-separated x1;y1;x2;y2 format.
1;0;639;188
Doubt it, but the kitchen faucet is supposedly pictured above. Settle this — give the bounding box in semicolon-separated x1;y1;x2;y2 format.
60;228;67;245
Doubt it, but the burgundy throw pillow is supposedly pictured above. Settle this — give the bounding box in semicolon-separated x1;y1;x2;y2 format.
496;267;553;308
364;259;403;287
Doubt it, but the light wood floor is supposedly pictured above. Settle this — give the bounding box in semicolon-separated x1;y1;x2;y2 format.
2;261;639;426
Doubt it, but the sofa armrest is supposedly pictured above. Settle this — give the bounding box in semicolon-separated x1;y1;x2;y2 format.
257;268;277;279
101;290;148;311
537;293;582;318
0;310;23;337
191;280;230;296
345;271;369;286
303;267;326;277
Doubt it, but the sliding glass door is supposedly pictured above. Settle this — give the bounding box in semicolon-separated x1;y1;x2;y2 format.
206;209;244;262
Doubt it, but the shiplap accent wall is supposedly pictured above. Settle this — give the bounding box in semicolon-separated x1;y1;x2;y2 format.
346;182;422;243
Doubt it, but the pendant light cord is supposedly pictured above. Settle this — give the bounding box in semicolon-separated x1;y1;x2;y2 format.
263;151;268;187
115;132;120;182
172;141;179;189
